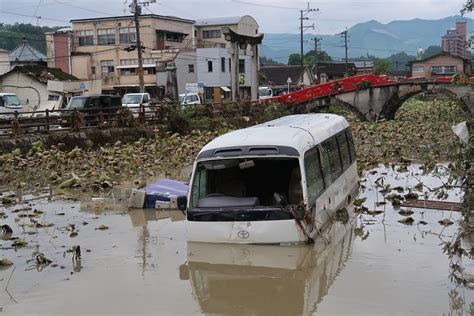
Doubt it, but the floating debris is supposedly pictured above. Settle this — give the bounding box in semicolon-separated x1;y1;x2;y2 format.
0;258;13;266
438;219;454;226
95;225;109;231
398;217;415;225
398;209;414;216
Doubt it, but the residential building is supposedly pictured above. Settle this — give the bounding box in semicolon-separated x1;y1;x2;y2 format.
409;52;471;79
55;14;261;100
69;14;195;95
45;27;73;74
441;21;468;59
0;64;101;112
314;62;357;82
351;59;374;74
259;65;314;94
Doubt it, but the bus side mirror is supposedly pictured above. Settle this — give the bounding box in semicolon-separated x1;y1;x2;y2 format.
177;195;187;211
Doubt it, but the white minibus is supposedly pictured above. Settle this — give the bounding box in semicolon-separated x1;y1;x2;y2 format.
177;114;359;244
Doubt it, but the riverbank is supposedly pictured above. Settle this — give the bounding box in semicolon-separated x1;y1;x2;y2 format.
0;97;467;195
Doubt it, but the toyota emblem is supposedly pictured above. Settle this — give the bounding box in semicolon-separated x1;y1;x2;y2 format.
237;230;250;239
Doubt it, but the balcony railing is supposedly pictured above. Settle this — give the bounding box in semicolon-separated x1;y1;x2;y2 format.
153;38;227;50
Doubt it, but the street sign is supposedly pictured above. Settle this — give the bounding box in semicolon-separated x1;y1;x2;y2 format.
286;77;292;84
186;83;199;94
239;73;245;85
80;82;86;95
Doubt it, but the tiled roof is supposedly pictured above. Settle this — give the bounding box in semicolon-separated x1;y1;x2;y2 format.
1;65;78;83
196;16;243;26
9;39;46;63
259;65;307;85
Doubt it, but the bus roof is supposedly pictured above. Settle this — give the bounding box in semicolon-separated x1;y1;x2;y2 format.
198;114;350;158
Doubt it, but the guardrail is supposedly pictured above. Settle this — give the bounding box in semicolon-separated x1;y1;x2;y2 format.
0;105;171;138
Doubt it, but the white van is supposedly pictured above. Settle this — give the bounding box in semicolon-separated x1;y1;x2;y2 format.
258;86;273;99
122;93;151;116
0;93;22;118
179;93;202;106
177;114;359;244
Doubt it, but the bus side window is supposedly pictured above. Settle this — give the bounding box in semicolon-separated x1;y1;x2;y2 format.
319;144;333;187
304;147;325;206
337;132;352;170
322;137;343;181
346;129;357;163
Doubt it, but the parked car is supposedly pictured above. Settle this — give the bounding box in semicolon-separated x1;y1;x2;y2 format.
179;93;202;107
122;93;153;117
0;93;22;120
60;95;122;127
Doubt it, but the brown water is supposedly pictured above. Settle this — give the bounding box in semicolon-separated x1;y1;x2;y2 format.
0;164;472;315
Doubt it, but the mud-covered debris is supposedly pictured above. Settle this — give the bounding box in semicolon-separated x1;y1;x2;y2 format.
418;220;428;225
0;258;13;266
2;196;16;205
392;198;402;207
95;225;109;231
398;217;415;225
366;210;384;216
414;182;424;191
438;219;454;226
393;186;405;193
335;208;349;223
398;209;414;216
353;198;367;207
11;239;27;247
1;224;13;234
404;192;419;200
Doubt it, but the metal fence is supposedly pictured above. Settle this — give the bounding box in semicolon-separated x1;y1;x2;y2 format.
0;105;170;138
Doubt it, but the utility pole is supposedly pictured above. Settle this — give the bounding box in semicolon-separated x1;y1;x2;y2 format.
299;3;318;84
313;37;321;83
129;0;156;93
341;28;349;76
132;0;145;93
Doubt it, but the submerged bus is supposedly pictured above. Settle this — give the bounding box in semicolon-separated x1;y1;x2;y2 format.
177;114;359;244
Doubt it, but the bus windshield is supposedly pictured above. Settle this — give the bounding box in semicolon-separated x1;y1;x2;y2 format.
190;157;303;208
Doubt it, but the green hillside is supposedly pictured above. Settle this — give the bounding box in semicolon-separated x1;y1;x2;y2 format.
0;23;67;54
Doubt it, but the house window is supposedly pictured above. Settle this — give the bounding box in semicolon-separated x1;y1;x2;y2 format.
203;30;221;39
166;32;183;43
48;95;60;101
119;27;136;44
91;67;96;75
239;59;245;73
120;68;136;76
101;60;114;75
120;59;138;65
413;65;424;72
76;30;93;46
98;28;115;45
208;60;213;72
444;66;456;74
431;66;443;74
221;57;225;72
188;64;195;73
144;67;156;75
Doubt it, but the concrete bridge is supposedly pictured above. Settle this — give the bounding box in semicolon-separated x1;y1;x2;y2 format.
294;81;474;120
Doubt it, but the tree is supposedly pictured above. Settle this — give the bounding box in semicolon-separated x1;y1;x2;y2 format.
288;53;301;65
260;56;282;66
385;52;416;74
422;45;442;59
461;0;474;14
373;59;390;75
303;50;332;65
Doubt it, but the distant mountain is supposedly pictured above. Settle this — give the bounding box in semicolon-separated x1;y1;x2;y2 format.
260;16;474;63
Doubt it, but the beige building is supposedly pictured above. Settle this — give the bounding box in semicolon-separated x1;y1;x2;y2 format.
63;14;260;99
410;52;471;79
69;14;194;94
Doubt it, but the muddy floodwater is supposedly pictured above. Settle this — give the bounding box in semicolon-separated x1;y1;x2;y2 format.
0;164;472;315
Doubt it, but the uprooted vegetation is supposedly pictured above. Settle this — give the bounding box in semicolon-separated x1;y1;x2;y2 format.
0;97;468;195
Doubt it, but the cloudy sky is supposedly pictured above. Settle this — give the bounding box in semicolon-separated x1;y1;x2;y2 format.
0;0;470;34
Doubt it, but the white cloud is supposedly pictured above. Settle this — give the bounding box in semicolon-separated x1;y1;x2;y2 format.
0;0;470;34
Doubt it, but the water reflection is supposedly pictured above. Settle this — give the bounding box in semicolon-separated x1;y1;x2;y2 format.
181;221;354;315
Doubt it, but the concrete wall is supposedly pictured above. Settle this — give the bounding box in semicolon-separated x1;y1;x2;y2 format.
175;50;197;95
0;72;62;112
0;50;11;76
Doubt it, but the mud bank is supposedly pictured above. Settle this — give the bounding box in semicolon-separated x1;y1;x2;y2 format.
0;127;159;154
